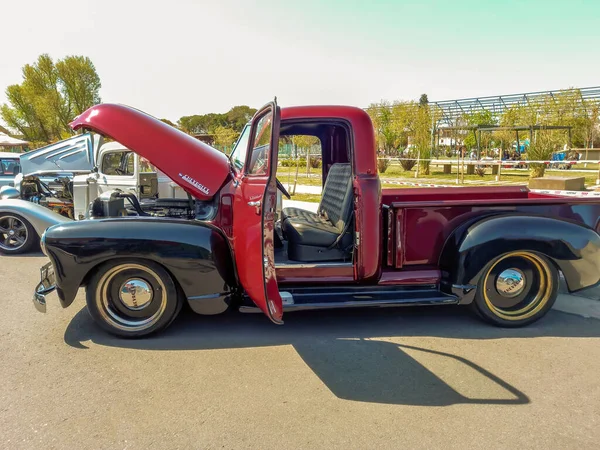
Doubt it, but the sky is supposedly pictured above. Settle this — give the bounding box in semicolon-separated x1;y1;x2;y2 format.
1;0;599;123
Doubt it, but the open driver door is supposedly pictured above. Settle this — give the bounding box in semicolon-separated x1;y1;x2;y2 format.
232;101;283;323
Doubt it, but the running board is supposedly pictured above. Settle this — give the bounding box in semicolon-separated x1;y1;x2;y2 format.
240;291;458;314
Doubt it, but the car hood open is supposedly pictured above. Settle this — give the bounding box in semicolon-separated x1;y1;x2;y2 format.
70;104;231;200
19;133;95;176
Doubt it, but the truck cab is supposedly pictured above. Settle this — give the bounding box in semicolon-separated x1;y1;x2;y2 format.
34;101;600;338
72;141;159;220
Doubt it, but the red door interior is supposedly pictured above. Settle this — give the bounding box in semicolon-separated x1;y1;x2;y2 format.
231;102;283;323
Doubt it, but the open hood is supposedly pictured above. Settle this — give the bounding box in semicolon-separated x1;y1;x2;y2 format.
19;133;95;176
70;104;230;200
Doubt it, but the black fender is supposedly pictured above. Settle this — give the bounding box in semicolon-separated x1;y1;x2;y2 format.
43;217;237;314
439;213;600;301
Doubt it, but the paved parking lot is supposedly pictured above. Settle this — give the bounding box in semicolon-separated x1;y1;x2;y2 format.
2;253;600;449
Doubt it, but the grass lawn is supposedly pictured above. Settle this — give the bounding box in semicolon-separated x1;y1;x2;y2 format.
573;162;600;170
288;193;322;203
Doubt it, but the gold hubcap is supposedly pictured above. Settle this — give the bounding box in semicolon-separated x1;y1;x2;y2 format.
483;252;553;321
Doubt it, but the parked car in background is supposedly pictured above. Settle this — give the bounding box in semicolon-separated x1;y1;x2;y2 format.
0;152;22;187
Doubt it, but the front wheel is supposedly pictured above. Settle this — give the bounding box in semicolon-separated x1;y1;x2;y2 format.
472;251;558;327
0;213;38;254
86;259;182;338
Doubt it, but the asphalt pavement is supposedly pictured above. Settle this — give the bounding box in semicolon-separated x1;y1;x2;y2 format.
2;253;600;449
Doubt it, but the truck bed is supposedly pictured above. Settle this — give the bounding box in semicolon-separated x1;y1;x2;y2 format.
382;185;600;268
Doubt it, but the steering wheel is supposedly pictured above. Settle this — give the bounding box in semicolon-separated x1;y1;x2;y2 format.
276;178;291;199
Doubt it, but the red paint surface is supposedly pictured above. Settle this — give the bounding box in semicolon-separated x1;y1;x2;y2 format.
389;187;600;266
378;269;441;285
276;265;354;285
230;105;283;323
70;104;230;201
382;185;530;205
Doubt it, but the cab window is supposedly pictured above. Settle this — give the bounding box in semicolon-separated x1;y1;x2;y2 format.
101;151;134;175
230;124;251;172
247;112;272;175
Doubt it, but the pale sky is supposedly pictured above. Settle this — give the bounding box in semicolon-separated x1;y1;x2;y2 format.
1;0;599;123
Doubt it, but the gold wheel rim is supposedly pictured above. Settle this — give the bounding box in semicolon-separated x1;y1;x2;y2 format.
483;251;553;321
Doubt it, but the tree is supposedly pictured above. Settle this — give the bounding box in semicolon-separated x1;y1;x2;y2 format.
177;113;225;134
367;100;403;155
178;105;257;135
160;118;177;128
461;110;496;151
419;93;429;107
226;105;257;132
414;102;432;175
1;54;101;145
213;126;239;149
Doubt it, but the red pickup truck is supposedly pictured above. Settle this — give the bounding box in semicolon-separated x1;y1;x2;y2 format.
34;100;600;337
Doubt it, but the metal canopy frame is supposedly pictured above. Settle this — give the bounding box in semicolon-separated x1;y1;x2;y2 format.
431;86;600;126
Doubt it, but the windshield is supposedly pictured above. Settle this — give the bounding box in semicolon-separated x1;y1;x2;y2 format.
229;124;251;172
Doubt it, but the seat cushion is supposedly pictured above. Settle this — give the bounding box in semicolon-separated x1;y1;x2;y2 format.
283;215;340;248
281;207;320;223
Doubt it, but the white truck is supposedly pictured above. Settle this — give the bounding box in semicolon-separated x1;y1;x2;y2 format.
0;133;191;253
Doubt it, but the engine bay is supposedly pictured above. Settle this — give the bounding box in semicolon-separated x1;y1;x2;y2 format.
89;190;216;221
18;174;215;221
20;175;75;218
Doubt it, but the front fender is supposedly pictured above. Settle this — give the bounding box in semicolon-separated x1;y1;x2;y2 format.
0;199;72;236
439;214;600;294
43;217;236;309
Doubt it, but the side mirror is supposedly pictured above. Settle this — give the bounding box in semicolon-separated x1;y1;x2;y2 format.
92;166;99;173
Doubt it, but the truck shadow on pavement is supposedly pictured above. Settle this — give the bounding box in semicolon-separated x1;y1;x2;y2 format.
64;305;600;407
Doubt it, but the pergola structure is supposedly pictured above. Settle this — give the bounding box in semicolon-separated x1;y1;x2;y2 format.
435;124;573;158
431;86;600;126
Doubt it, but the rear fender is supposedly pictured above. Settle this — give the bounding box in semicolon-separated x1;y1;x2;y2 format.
0;199;72;236
439;214;600;297
42;218;237;312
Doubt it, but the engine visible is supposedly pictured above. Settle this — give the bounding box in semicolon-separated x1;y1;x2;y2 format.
20;175;74;219
17;175;214;221
89;191;215;221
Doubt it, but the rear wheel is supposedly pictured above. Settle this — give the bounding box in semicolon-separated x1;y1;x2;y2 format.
473;251;558;327
0;213;38;254
86;260;182;338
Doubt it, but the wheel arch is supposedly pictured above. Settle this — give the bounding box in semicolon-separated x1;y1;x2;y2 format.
43;218;239;311
439;213;600;297
0;199;71;236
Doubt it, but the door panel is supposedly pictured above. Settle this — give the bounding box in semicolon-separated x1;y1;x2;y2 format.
232;102;283;323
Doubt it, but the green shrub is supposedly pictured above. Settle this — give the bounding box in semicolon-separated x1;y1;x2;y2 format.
280;158;306;167
378;157;390;173
400;158;417;171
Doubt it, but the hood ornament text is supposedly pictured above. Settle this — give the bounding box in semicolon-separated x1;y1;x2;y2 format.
178;173;210;195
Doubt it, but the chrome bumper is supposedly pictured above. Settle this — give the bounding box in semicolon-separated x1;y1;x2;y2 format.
33;262;56;313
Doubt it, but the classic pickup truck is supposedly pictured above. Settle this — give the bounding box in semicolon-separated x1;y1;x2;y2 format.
34;100;600;337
